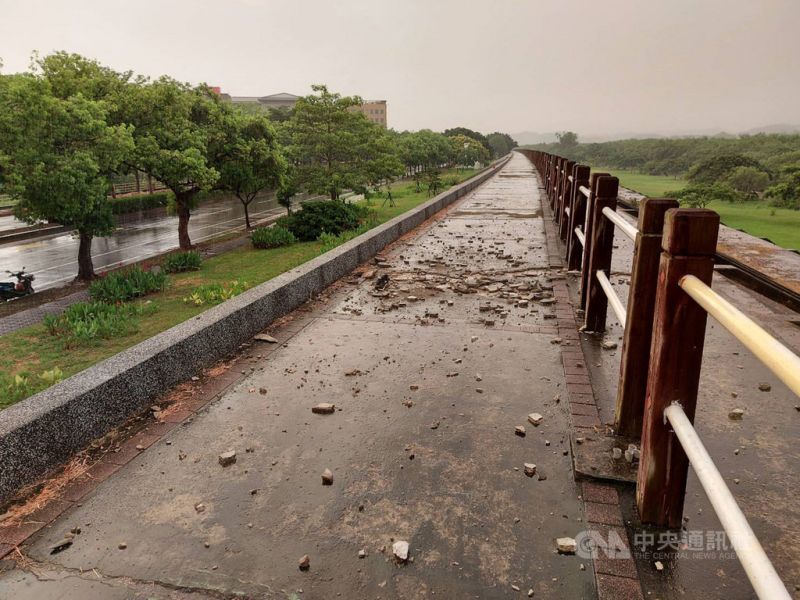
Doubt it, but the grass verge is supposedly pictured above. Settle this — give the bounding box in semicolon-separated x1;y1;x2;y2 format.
0;169;479;408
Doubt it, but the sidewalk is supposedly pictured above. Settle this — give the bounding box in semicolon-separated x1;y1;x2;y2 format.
0;153;615;598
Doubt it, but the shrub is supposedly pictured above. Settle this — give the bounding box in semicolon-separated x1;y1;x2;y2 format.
251;226;296;249
43;301;153;346
668;183;744;209
276;201;369;241
318;216;379;252
111;191;173;215
89;267;167;303
183;280;250;306
163;251;202;273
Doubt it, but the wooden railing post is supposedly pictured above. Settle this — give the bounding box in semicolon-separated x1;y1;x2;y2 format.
558;160;576;240
566;164;591;269
614;198;679;436
579;172;610;309
582;175;619;331
636;208;720;528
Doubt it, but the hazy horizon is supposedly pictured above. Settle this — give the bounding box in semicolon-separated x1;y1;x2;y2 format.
2;0;799;136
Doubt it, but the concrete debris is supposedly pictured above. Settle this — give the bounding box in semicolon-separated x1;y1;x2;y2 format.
528;413;544;426
612;447;623;460
556;537;577;554
254;334;278;343
601;340;618;350
758;382;771;392
312;403;336;414
515;426;526;437
321;468;334;485
392;540;410;562
524;463;537;477
655;560;664;572
358;549;367;558
298;554;310;571
728;408;744;420
194;503;206;513
49;538;73;554
218;450;237;467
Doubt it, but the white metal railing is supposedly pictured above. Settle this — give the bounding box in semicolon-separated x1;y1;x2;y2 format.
574;227;585;247
680;275;800;395
602;206;637;240
665;403;792;599
595;270;627;328
579;185;591;198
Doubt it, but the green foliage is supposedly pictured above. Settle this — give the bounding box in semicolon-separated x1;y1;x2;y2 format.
251;225;296;249
555;131;579;150
765;167;800;209
288;85;398;200
687;154;768;184
668;183;744;208
318;216;378;251
443;127;490;153
3;368;64;405
216;110;286;228
110;191;172;215
426;169;443;196
397;129;455;174
276;200;368;241
486;132;518;158
724;166;770;198
448;134;490;167
162;251;202;273
182;280;250;306
89;267;167;303
43;301;153;347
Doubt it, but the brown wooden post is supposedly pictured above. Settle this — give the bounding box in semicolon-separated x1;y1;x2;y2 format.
566;164;590;266
582;176;619;331
614;198;679;437
579;172;610;308
558;160;575;239
636;208;720;528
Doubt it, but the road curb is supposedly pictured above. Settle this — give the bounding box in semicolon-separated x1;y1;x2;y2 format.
0;156;510;506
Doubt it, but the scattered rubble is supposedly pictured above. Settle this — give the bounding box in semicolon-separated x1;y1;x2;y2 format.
298;554;311;571
528;413;544;426
312;403;336;415
392;540;410;562
728;408;744;420
556;537;577;554
321;468;334;485
218;450;237;467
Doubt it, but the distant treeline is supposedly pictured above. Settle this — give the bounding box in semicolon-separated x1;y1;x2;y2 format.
524;133;800;209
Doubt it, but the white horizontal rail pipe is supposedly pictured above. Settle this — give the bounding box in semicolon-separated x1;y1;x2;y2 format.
601;206;638;241
574;227;585;247
680;275;800;396
595;270;627;329
664;403;791;600
579;185;591;198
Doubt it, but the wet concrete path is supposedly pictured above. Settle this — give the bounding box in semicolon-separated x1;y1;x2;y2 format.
0;154;597;598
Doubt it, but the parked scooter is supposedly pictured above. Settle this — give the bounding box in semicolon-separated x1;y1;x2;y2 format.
0;269;35;301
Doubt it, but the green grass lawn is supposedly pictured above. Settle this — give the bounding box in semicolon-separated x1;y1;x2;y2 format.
593;168;799;250
593;168;686;197
0;169;478;408
705;200;800;250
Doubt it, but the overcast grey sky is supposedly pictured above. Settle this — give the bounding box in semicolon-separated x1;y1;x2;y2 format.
2;0;799;137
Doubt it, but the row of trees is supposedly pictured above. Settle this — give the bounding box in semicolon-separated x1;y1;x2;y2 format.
0;52;517;281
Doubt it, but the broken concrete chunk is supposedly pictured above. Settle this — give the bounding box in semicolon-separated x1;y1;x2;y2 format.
728;408;744;420
49;538;73;554
321;468;334;485
612;447;623;460
758;382;771;392
392;540;410;562
601;340;618;350
515;425;526;437
298;554;310;570
254;334;278;343
312;403;336;415
556;537;577;554
218;450;237;467
528;413;544;426
358;549;367;558
524;463;537;477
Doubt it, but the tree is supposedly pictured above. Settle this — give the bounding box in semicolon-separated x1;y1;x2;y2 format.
360;129;404;197
443;127;490;153
0;73;133;280
217;111;285;229
687;154;768;185
289;84;374;201
486;132;518;158
765;167;800;209
449;134;490;168
724;166;770;199
556;131;579;150
668;183;743;208
119;78;222;249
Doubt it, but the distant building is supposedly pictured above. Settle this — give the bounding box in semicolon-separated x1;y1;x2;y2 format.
213;89;300;111
213;89;387;127
356;100;388;128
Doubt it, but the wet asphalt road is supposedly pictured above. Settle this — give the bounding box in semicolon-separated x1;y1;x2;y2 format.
0;154;598;598
0;194;298;291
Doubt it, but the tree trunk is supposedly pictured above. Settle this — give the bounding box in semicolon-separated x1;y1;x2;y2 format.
135;170;141;194
77;230;95;281
176;193;193;250
243;200;251;229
